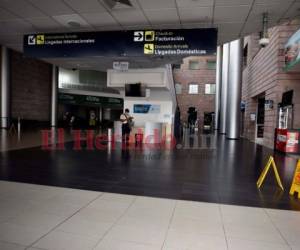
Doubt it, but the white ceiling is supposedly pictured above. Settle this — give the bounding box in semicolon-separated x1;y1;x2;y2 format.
0;0;298;70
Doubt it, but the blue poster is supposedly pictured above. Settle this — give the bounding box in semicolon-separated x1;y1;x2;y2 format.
134;104;160;114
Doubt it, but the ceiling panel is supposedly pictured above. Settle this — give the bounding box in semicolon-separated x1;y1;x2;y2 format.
181;22;212;29
137;0;176;10
176;0;213;8
112;9;149;25
0;19;35;35
0;0;298;56
28;0;74;16
214;5;251;23
246;3;289;30
26;17;64;31
0;7;19;21
124;24;152;30
255;0;293;4
0;34;23;44
281;1;300;20
152;23;181;29
215;0;253;6
0;0;46;18
100;0;140;10
250;3;288;20
81;12;118;27
217;32;239;44
63;0;107;13
94;25;123;31
215;22;243;35
178;7;213;23
241;21;262;36
144;8;180;24
53;14;93;29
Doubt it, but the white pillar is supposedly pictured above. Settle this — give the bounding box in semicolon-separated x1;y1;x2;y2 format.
219;43;229;134
51;65;58;127
1;46;10;129
99;107;103;122
226;39;243;139
214;45;222;130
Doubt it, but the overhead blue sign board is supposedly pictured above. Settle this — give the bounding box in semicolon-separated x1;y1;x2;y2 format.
23;29;217;58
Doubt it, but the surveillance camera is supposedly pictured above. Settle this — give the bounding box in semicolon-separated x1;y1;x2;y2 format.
259;37;270;48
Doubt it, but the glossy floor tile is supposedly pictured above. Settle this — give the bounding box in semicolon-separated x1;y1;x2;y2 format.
1;134;300;210
0;181;298;250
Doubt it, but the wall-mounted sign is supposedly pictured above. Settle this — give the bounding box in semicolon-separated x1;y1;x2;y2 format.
58;93;123;108
113;61;129;71
23;29;217;58
250;113;256;121
241;101;246;111
133;104;160;114
284;28;300;71
264;100;274;110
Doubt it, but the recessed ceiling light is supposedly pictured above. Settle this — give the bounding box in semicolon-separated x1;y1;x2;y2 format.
67;21;81;28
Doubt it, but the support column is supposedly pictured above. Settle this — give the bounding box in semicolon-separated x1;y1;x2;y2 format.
214;45;222;130
51;65;58;127
99;107;103;122
226;39;243;139
1;46;10;129
219;43;229;134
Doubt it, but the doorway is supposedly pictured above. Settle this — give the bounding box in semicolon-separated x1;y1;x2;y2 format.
256;96;265;144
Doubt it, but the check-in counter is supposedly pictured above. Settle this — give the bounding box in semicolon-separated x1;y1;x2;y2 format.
114;121;169;144
113;121;122;142
144;122;163;143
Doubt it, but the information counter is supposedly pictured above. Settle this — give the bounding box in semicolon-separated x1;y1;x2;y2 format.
144;122;163;144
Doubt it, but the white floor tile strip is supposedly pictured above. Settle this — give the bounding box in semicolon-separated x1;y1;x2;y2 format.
0;180;298;250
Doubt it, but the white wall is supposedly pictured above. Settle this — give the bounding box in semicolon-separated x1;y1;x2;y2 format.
59;68;79;86
59;88;122;99
107;67;177;131
107;68;168;88
59;68;107;87
124;98;173;127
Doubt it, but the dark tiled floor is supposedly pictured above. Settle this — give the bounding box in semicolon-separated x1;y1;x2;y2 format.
1;133;300;210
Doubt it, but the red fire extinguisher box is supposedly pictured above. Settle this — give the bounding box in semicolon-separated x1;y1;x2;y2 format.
275;128;300;153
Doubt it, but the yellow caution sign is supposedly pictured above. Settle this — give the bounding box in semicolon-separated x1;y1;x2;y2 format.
37;35;45;45
257;156;284;190
144;44;154;54
289;160;300;198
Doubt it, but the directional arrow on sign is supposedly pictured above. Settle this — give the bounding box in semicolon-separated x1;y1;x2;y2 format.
28;35;36;45
134;31;144;42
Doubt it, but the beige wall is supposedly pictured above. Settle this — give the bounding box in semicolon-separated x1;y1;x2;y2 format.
173;56;216;128
242;19;300;148
0;47;52;124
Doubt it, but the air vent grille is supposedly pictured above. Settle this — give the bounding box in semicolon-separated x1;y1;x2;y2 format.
103;0;133;10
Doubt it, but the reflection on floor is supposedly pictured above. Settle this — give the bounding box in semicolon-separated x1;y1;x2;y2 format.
0;129;74;152
0;181;299;250
0;130;300;210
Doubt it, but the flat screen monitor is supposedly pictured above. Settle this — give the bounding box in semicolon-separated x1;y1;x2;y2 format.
282;90;293;106
125;83;145;97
